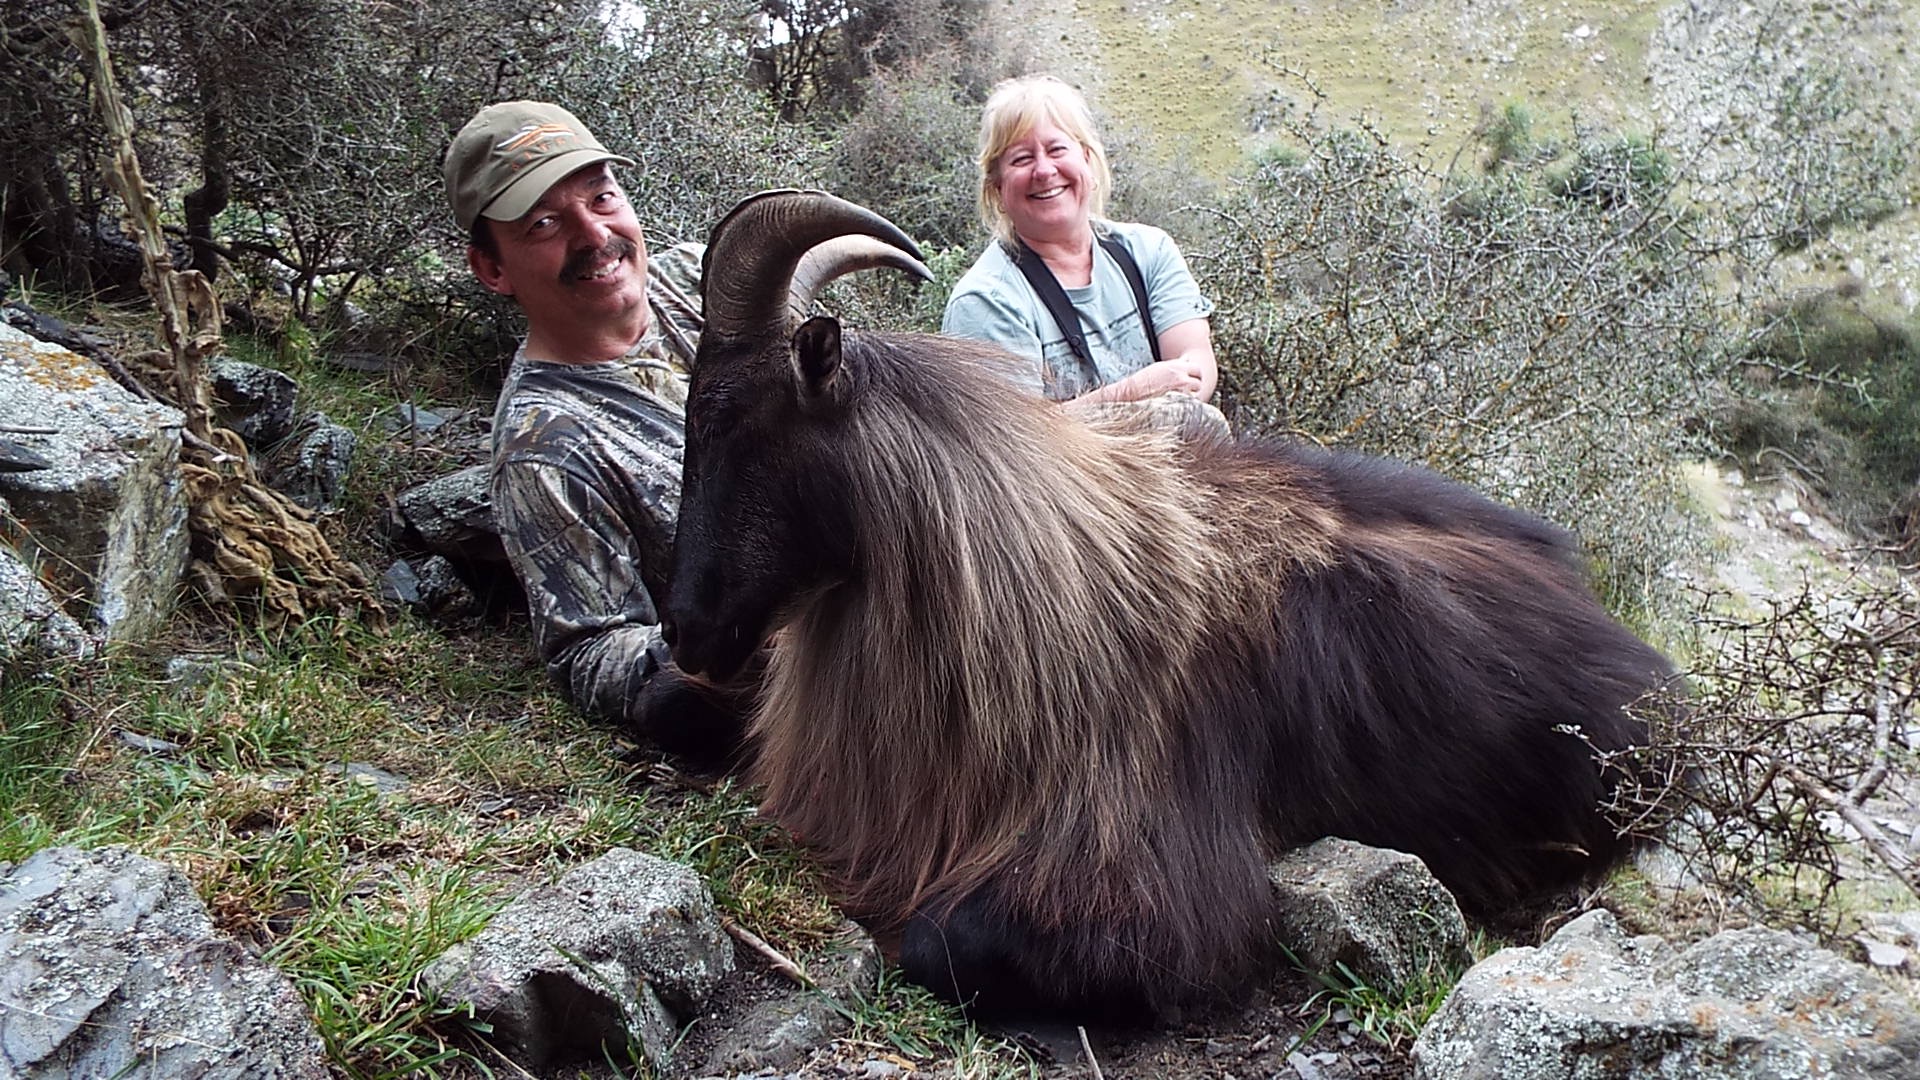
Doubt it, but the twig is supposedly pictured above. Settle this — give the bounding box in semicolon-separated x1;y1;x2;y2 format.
1078;1025;1106;1080
1775;758;1920;903
722;916;813;988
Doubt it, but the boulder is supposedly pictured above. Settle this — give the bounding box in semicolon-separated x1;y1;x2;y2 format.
1269;837;1471;994
420;846;734;1073
0;846;330;1078
208;356;299;447
0;322;188;642
1411;908;1920;1079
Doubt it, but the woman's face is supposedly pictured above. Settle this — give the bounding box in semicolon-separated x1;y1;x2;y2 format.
994;119;1094;245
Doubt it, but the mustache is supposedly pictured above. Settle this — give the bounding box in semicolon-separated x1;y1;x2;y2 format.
559;235;638;281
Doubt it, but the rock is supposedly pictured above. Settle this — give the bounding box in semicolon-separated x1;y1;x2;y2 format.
0;525;93;663
380;558;423;605
420;847;734;1073
0;846;330;1078
390;464;510;571
208;356;300;447
695;922;883;1076
380;555;480;620
1411;909;1920;1079
268;416;356;511
0;322;189;642
381;403;452;434
1268;837;1471;994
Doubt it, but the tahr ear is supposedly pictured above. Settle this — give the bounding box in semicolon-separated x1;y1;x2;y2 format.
790;315;844;404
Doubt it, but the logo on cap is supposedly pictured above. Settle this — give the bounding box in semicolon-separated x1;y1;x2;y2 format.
497;123;582;171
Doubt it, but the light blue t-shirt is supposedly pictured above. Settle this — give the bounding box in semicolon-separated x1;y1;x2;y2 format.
940;220;1214;401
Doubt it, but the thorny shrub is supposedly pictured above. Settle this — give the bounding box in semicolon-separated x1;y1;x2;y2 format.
1187;117;1722;616
1604;577;1920;937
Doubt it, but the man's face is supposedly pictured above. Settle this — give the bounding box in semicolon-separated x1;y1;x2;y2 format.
468;163;650;348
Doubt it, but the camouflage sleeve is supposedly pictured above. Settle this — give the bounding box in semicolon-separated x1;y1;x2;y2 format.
491;454;671;729
647;242;705;369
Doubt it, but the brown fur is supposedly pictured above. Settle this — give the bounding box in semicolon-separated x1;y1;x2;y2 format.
668;327;1669;1018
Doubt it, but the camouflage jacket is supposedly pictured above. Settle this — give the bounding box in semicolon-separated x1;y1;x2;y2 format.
488;243;704;728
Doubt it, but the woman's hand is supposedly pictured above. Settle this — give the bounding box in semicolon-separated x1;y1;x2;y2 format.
1117;357;1209;399
1071;318;1219;407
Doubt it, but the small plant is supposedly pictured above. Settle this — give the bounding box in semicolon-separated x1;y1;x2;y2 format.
1478;100;1538;170
1280;926;1483;1057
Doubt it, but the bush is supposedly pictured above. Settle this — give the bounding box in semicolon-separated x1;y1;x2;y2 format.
1192;119;1723;614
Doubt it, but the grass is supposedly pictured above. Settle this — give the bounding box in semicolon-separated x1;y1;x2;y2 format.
0;609;1026;1077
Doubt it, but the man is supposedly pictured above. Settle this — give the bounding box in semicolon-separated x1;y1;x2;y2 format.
443;100;746;765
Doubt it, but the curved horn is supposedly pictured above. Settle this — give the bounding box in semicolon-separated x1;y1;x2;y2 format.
789;235;933;322
701;189;931;342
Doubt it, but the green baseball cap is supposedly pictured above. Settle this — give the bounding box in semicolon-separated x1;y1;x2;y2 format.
443;101;636;232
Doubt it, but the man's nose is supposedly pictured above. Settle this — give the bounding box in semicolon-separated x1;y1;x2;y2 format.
564;205;612;245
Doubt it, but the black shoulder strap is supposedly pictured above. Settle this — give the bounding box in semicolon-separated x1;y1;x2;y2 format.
1010;236;1162;367
1011;239;1092;364
1098;232;1161;364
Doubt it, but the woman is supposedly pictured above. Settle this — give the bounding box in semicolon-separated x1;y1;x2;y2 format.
942;75;1218;411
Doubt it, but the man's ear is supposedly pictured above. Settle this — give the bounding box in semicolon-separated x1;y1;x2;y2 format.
790;316;844;404
468;244;514;297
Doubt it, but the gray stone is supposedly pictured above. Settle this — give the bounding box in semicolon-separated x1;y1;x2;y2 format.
0;527;93;663
382;403;450;434
268;416;356;511
391;464;509;570
695;922;883;1077
0;322;189;642
414;554;478;617
380;558;423;605
1269;837;1471;994
1411;909;1920;1079
0;846;329;1078
208;356;299;447
420;846;734;1073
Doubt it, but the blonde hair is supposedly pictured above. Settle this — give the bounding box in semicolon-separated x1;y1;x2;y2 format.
975;75;1113;245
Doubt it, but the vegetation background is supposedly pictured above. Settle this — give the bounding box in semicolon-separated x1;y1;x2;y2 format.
2;0;1918;1075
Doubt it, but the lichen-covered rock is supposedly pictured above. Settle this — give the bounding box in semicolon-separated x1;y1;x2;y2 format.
420;846;734;1073
1269;837;1471;994
0;846;329;1079
1411;909;1920;1079
0;322;188;642
390;463;508;570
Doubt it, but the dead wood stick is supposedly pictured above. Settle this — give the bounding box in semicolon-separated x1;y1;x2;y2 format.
1776;758;1920;903
722;916;813;988
1079;1025;1106;1080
